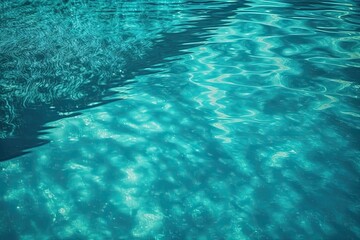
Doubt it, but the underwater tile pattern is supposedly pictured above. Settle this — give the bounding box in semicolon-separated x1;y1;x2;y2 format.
0;0;360;239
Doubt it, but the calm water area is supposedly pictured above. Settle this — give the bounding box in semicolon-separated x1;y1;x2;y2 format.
0;0;359;239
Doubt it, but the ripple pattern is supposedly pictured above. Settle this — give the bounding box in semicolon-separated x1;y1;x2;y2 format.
0;0;360;239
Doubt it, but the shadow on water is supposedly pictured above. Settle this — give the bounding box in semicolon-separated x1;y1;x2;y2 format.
0;0;246;161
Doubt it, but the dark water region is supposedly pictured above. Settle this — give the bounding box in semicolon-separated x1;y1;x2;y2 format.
1;0;360;239
0;0;242;161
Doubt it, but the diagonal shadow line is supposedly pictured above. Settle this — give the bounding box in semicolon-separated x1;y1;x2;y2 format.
0;0;246;162
123;0;246;78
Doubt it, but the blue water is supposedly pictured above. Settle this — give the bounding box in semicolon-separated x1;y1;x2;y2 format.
1;0;360;239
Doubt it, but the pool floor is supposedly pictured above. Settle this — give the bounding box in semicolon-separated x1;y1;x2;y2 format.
0;0;360;239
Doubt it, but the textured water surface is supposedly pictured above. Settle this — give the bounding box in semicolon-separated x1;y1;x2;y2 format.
0;0;360;239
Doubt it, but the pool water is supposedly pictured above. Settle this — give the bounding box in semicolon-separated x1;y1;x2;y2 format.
1;0;360;239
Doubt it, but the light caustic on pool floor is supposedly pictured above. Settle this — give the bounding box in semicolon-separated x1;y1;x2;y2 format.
1;0;360;239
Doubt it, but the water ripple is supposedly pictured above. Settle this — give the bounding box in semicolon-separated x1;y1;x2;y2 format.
1;0;360;239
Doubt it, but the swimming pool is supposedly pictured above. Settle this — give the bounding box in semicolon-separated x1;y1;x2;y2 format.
1;0;359;239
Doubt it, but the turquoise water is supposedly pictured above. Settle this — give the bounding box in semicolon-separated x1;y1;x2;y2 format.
1;0;360;239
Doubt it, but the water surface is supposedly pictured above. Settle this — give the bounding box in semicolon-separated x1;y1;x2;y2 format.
0;0;360;239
